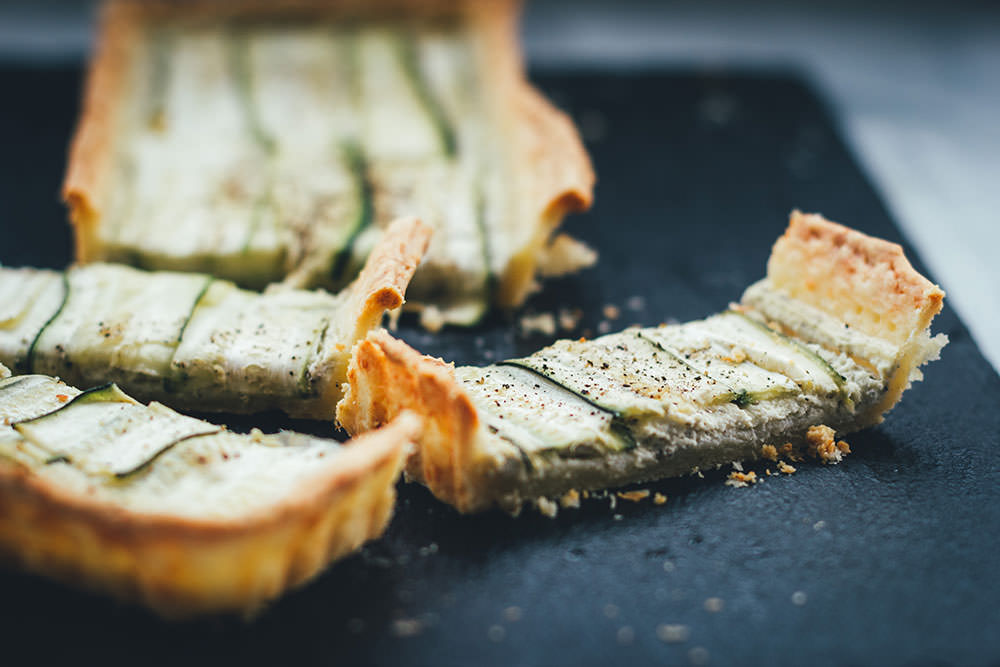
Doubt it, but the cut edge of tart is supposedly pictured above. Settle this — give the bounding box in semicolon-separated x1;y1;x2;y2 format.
337;212;947;514
0;363;421;617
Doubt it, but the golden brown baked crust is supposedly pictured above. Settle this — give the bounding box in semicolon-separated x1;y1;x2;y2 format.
0;412;420;618
338;330;482;512
768;211;944;347
766;211;945;422
312;217;432;416
62;0;593;314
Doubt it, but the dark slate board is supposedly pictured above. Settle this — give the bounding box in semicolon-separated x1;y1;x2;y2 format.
1;65;998;667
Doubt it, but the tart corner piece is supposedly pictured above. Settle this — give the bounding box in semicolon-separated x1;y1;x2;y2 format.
0;370;422;617
339;212;947;514
748;210;947;425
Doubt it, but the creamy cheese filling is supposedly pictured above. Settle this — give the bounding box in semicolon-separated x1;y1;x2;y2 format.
459;287;892;476
0;264;354;411
0;373;345;521
97;20;501;323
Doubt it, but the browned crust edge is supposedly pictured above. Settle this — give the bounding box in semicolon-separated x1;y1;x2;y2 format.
764;210;946;423
767;211;945;347
474;1;595;307
0;411;420;618
337;330;483;513
306;216;432;418
62;2;140;262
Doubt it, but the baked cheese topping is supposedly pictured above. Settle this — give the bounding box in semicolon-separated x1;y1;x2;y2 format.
0;373;346;520
0;263;356;416
458;283;892;469
98;21;504;325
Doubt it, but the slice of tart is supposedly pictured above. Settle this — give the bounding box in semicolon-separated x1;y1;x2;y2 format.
0;217;429;419
337;212;948;514
0;361;419;617
63;0;594;328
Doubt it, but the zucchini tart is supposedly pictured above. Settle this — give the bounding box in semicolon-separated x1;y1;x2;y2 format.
64;0;594;328
0;217;429;419
338;212;948;514
0;361;419;617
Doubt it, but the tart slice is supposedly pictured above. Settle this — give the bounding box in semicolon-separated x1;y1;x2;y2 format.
64;0;594;328
0;217;429;419
0;361;419;617
337;212;948;514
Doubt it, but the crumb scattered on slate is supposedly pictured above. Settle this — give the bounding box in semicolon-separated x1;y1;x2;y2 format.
617;489;650;502
504;606;523;622
725;471;758;487
520;312;556;336
392;618;423;638
653;492;668;505
703;597;724;613
792;591;808;606
488;624;506;642
603;304;621;320
656;624;690;643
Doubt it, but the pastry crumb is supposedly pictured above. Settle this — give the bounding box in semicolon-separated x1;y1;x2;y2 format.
392;618;423;638
603;304;621;320
536;497;558;518
781;442;803;462
418;305;446;333
806;425;849;464
560;489;581;509
558;307;582;331
487;624;506;642
597;320;612;334
778;460;797;474
656;624;690;643
791;591;808;606
703;597;724;613
725;471;758;487
653;492;668;505
761;444;779;461
520;312;556;337
617;489;650;502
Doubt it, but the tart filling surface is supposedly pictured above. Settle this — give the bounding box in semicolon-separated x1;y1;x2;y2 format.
338;212;948;513
64;0;594;327
0;362;419;616
0;217;430;419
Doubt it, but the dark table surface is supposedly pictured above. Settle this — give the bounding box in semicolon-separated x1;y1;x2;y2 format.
1;65;998;667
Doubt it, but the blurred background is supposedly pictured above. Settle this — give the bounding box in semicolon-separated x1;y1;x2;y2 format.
0;0;997;370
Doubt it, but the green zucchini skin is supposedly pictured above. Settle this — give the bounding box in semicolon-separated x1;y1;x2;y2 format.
726;311;849;401
23;274;68;375
329;141;374;286
495;360;637;452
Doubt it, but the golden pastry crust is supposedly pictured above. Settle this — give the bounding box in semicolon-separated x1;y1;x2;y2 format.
766;211;945;422
338;330;481;512
312;217;432;416
62;0;594;316
0;412;420;618
768;211;944;347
